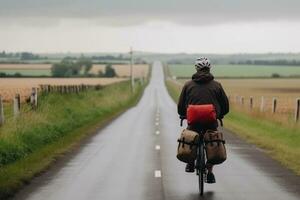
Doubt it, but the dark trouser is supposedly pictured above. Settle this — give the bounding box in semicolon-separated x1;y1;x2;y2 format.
187;120;218;134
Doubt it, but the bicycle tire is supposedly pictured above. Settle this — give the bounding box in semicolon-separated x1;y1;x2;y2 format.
198;142;205;196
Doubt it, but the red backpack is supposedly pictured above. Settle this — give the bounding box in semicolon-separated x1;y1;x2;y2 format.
187;104;217;125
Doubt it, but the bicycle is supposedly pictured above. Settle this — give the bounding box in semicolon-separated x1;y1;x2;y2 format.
179;116;223;196
180;116;206;196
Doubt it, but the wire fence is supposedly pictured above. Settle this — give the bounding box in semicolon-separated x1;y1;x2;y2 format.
0;84;104;127
229;95;300;123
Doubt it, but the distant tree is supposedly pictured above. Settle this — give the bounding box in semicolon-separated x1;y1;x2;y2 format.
118;54;123;59
0;72;6;77
271;73;280;78
0;51;6;58
51;59;77;77
98;70;104;77
51;57;93;77
104;64;116;77
77;57;92;75
14;72;22;77
21;52;40;60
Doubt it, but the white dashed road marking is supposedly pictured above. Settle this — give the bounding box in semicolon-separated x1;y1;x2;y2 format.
155;131;160;135
155;145;161;150
154;170;162;178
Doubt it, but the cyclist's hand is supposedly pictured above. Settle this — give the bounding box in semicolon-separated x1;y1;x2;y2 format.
179;115;186;120
179;116;186;127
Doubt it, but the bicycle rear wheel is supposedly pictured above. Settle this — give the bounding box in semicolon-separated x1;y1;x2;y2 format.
198;142;205;196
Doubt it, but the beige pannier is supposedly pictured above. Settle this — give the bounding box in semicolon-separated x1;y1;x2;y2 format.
177;129;199;163
204;130;227;165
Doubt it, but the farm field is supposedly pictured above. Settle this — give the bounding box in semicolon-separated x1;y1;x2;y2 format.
179;78;300;119
90;64;149;77
0;78;127;102
0;64;149;77
0;64;51;76
169;64;300;77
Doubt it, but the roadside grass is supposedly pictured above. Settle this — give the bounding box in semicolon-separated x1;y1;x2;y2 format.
165;79;181;102
165;79;300;175
224;106;300;174
0;80;146;199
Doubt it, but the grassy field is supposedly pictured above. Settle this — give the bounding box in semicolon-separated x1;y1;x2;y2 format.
165;79;300;175
0;80;147;199
0;64;149;77
0;69;50;76
0;78;127;102
169;64;300;77
0;64;51;76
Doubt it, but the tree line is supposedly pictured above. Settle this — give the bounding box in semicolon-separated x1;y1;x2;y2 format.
51;57;116;77
0;51;47;60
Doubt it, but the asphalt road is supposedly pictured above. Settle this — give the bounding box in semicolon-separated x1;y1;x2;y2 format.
14;62;300;200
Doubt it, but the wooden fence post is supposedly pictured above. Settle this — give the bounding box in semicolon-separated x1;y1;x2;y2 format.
39;85;43;93
272;97;277;114
30;88;38;109
61;86;65;94
13;94;21;118
45;85;48;93
295;98;300;122
240;96;244;105
0;96;4;126
235;95;239;103
260;96;265;112
41;85;45;93
250;96;253;109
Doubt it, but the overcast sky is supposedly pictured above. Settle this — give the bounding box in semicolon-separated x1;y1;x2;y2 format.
1;0;300;53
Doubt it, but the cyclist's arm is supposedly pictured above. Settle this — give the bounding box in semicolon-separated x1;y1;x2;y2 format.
217;84;229;118
177;84;187;117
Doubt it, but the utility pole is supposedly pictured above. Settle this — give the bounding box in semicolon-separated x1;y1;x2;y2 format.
130;47;135;92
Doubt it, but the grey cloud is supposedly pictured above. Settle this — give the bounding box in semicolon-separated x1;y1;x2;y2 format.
0;0;300;26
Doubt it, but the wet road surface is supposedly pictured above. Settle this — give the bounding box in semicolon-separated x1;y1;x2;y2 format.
13;62;300;200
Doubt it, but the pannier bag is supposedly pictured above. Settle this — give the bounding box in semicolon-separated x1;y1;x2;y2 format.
187;104;217;125
177;129;199;163
204;130;227;165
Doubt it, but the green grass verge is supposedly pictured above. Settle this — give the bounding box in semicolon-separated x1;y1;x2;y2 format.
224;109;300;174
165;79;300;175
0;80;146;199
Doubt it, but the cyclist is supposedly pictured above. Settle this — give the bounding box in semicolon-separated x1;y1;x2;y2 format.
177;57;229;183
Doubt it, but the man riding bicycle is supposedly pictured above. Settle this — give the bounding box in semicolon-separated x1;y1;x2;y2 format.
177;57;229;183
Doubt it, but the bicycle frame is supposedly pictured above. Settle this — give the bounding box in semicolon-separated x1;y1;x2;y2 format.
179;116;224;196
180;116;206;196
